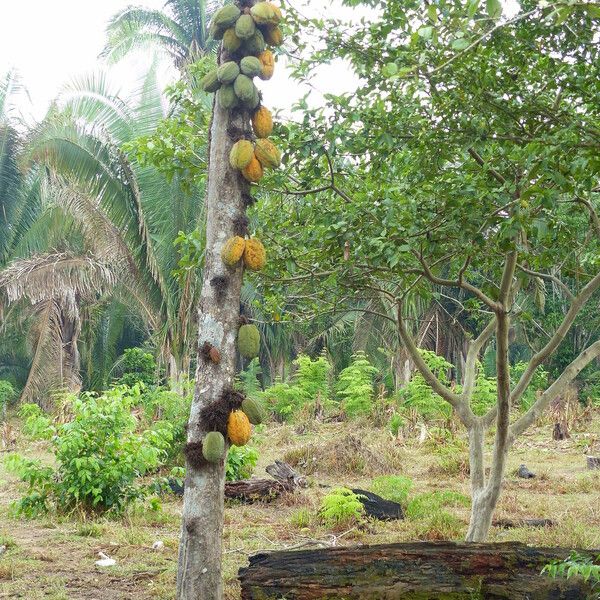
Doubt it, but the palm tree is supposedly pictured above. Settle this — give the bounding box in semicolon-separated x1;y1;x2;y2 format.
0;66;208;400
102;0;219;67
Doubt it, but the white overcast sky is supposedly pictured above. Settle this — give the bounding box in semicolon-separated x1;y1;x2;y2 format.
0;0;370;123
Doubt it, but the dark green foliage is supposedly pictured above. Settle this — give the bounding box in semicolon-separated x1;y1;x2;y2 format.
226;445;258;481
116;348;157;388
336;352;378;417
7;386;172;515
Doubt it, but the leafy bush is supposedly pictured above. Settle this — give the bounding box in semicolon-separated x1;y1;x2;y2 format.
238;358;263;399
388;411;405;437
226;446;259;481
543;552;600;585
398;350;453;420
370;475;413;505
19;403;54;440
261;354;331;421
318;488;364;529
406;490;470;520
138;387;192;465
336;352;378;417
581;371;600;407
116;348;157;388
0;380;16;418
413;510;465;541
7;386;172;515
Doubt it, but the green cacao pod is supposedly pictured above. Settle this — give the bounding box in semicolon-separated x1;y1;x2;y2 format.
242;86;261;110
229;140;255;170
201;69;221;93
217;84;239;110
242;29;266;55
235;14;256;40
202;431;226;463
240;56;263;77
242;398;264;425
233;74;256;103
212;5;241;29
238;324;261;359
217;61;240;84
209;21;224;40
254;138;281;169
250;2;281;25
222;28;242;53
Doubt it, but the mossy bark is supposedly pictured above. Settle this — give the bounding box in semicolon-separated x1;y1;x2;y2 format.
239;541;599;599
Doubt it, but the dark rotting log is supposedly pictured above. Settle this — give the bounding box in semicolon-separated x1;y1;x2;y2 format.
225;479;294;502
351;488;404;521
238;541;599;599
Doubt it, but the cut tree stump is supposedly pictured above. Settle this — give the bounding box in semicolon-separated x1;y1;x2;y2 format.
587;456;600;470
238;541;599;599
553;422;570;440
351;489;404;520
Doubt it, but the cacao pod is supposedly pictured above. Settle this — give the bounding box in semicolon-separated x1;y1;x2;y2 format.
202;431;226;463
212;5;241;29
242;29;266;55
240;56;263;77
221;236;246;267
242;398;264;425
227;410;252;446
242;156;264;183
238;324;261;359
265;26;283;47
255;138;281;169
217;61;240;84
233;74;256;103
235;14;256;40
229;139;255;170
258;49;275;80
243;238;267;271
252;106;273;138
217;84;239;109
222;28;242;53
201;69;221;93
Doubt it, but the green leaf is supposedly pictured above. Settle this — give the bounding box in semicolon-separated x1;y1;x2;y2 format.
486;0;502;19
451;38;470;50
418;26;434;40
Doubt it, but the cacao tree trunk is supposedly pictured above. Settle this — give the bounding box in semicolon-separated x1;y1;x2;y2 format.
176;27;254;598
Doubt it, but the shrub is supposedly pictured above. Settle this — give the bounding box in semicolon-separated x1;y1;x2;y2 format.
543;552;600;585
19;403;55;440
388;412;405;437
238;358;263;399
289;508;312;528
116;348;157;388
336;352;378;417
370;475;413;505
261;353;332;421
226;445;259;481
318;488;364;529
398;350;453;420
413;511;465;541
406;490;470;520
7;386;172;515
0;380;15;419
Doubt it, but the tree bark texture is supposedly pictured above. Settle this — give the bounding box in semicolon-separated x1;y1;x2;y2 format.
239;541;599;599
176;27;255;598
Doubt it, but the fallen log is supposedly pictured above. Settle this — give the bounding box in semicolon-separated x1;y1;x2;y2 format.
238;541;599;599
225;479;293;502
587;455;600;470
351;488;404;521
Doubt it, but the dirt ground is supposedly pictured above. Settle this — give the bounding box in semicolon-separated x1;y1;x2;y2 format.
0;413;599;599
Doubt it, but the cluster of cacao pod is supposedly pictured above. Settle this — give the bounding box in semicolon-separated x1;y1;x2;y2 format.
202;398;264;463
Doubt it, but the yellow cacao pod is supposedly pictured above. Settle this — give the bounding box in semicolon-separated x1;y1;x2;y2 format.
265;26;283;47
258;50;275;80
250;2;281;25
255;138;281;169
242;156;264;183
222;28;242;53
221;236;246;267
227;410;252;446
252;106;273;138
243;238;267;271
229;139;255;169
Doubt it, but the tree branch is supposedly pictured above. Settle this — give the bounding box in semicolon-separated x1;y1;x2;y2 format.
510;340;600;441
396;302;475;427
511;269;600;405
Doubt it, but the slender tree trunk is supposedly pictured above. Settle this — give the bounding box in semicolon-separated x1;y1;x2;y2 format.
176;43;253;599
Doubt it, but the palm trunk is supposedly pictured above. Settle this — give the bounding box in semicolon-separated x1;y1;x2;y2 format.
176;28;254;599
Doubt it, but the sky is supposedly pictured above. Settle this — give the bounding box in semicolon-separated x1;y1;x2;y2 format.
0;0;368;123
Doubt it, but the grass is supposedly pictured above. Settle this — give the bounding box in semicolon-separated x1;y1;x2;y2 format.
0;413;599;598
